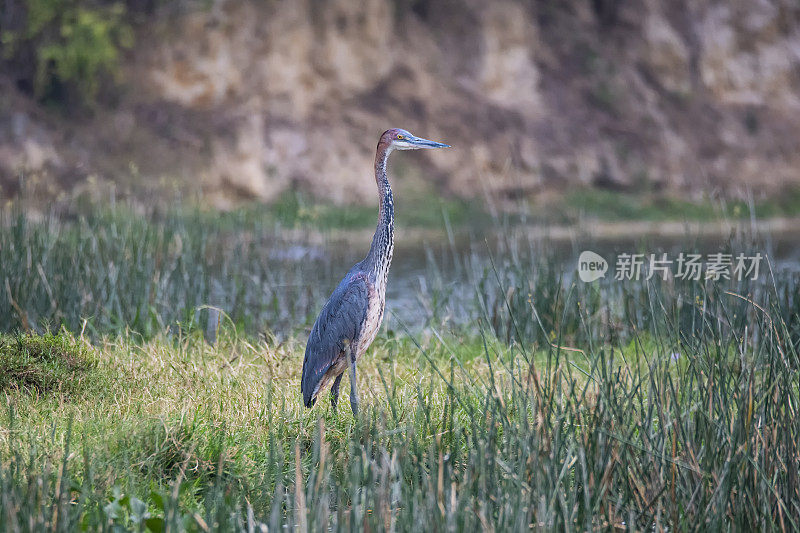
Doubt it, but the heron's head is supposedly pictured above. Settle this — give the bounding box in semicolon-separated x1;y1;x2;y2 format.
380;128;450;152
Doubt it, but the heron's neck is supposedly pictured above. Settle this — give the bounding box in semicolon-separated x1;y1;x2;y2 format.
365;144;394;282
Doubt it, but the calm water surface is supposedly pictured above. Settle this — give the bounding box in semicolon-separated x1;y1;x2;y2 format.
309;224;800;332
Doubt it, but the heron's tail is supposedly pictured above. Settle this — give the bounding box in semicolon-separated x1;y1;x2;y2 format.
300;358;316;408
303;393;315;408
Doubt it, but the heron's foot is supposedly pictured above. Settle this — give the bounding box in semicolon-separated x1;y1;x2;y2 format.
330;373;343;412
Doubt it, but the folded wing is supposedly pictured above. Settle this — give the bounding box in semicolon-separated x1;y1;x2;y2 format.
301;272;370;407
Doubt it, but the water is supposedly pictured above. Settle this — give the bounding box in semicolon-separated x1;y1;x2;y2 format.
315;224;800;333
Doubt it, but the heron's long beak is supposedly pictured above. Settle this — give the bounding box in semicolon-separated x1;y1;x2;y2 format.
410;136;450;149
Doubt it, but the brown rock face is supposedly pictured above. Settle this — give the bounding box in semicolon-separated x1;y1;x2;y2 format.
2;0;800;205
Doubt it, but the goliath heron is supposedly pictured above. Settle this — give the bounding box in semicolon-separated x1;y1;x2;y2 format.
301;128;450;415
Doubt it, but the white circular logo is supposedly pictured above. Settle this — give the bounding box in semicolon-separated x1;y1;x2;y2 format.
577;250;608;282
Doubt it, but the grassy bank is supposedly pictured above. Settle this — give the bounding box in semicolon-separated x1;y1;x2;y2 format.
12;181;800;235
560;186;800;223
224;186;800;227
0;201;799;530
1;284;798;530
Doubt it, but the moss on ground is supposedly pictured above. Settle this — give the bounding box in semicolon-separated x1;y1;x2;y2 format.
0;330;97;395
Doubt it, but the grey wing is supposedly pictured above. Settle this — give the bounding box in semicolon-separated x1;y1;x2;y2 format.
301;273;370;407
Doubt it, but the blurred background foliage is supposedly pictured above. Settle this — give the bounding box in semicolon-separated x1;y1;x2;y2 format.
0;0;798;214
0;0;150;105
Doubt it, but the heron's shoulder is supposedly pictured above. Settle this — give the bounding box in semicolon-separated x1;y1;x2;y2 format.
318;268;370;315
332;265;375;294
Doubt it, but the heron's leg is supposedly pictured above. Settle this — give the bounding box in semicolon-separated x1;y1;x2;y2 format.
330;373;343;411
346;343;359;416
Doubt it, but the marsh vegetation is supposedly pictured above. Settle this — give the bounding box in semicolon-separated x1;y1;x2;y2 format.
0;198;798;531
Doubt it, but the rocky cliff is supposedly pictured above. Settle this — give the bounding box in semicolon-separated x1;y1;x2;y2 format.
2;0;799;206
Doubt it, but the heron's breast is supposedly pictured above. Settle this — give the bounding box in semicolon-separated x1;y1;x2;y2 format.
356;285;385;359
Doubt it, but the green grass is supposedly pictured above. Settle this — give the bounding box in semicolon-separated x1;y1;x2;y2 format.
0;196;488;337
274;189;483;230
563;186;800;222
258;186;800;228
0;201;799;530
0;331;97;395
233;186;800;229
0;204;334;337
1;294;798;530
142;189;484;233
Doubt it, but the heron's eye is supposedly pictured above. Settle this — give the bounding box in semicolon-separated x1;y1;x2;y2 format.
396;134;405;140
